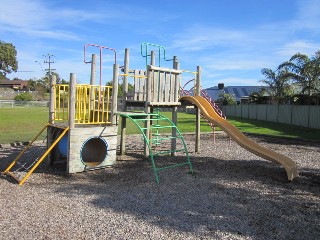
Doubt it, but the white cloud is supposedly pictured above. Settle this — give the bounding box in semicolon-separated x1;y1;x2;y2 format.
295;0;320;30
0;0;48;29
277;40;320;58
171;25;248;51
4;0;320;88
202;57;268;71
0;0;119;40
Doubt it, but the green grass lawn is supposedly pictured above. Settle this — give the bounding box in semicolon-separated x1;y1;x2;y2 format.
1;107;320;144
0;107;48;144
119;112;215;135
228;116;320;141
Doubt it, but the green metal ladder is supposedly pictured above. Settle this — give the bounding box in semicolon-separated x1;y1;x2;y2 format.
117;112;193;183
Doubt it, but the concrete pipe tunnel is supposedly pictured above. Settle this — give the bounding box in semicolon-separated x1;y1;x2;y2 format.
58;135;109;167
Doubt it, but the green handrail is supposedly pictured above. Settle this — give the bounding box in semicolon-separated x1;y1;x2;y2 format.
140;42;173;67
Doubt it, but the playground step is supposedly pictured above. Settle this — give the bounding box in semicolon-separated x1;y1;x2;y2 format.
150;135;183;142
156;162;191;172
5;171;23;183
131;116;168;121
140;125;175;131
153;148;187;156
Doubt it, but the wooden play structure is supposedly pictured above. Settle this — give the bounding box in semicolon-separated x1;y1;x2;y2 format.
2;44;120;185
2;42;298;185
116;43;202;183
2;43;201;185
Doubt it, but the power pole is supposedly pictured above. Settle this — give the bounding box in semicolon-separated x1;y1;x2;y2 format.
43;54;56;76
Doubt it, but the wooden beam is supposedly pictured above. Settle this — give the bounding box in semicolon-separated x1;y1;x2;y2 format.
148;65;182;74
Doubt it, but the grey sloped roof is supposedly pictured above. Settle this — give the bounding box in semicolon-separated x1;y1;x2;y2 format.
205;87;224;101
204;86;266;102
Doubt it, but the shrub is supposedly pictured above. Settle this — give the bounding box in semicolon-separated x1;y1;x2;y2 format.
14;92;33;101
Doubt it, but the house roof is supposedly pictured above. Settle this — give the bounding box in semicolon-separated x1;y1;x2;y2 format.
0;79;28;89
205;86;267;102
0;80;25;84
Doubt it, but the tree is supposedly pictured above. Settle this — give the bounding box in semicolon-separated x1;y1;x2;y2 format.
260;67;292;104
106;81;134;97
49;71;67;84
26;72;67;100
217;93;237;105
0;41;18;79
249;88;270;104
278;51;320;104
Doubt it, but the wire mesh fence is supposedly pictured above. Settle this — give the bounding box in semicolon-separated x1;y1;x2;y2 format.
0;100;48;108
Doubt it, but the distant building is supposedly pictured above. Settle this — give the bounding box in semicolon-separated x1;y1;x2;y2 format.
205;83;267;104
0;79;28;90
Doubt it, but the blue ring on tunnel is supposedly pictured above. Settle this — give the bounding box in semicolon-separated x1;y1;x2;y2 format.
80;137;109;167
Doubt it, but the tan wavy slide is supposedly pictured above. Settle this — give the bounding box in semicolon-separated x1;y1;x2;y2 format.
180;95;299;181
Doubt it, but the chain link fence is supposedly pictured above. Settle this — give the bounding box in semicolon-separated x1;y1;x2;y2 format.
0;100;48;108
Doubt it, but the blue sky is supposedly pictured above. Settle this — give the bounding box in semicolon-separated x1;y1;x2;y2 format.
1;0;320;88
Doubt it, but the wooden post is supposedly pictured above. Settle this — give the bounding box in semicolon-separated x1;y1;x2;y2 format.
149;51;155;141
144;66;151;157
150;51;155;66
196;66;201;96
120;48;129;155
171;56;179;156
67;73;76;173
90;54;97;85
195;66;201;153
149;51;155;103
49;74;56;124
111;64;119;125
47;74;56;166
144;51;155;157
90;54;97;111
69;73;76;129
